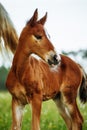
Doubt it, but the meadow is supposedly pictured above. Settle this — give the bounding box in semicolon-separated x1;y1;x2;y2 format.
0;91;87;130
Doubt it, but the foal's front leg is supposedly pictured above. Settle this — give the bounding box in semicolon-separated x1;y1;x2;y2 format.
11;97;24;130
29;93;42;130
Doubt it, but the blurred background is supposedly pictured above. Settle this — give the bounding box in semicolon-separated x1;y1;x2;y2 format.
0;0;87;90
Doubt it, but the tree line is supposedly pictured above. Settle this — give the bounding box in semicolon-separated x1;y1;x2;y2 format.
0;66;9;90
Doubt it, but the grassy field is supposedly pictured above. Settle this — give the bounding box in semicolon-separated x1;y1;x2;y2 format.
0;91;87;130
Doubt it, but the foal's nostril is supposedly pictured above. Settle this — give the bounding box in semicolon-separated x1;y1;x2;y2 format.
53;54;59;65
53;54;57;60
48;59;53;65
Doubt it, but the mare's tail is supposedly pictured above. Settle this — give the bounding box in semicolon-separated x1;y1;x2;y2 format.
0;3;18;54
79;64;87;103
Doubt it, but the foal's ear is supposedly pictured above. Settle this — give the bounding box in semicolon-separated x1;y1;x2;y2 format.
27;9;38;26
37;12;47;25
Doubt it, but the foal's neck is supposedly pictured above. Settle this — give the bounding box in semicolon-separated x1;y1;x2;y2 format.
12;37;32;78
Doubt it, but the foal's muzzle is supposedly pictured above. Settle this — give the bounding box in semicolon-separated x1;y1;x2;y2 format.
48;54;59;66
46;51;61;67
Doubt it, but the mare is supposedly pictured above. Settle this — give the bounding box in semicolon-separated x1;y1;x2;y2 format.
0;4;87;130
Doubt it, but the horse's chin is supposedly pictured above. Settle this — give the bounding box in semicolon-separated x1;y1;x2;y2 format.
51;64;57;67
49;64;58;72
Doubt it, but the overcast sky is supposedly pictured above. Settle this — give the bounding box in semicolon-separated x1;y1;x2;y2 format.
1;0;87;52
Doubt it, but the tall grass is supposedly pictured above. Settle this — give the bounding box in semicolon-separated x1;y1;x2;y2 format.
0;91;87;130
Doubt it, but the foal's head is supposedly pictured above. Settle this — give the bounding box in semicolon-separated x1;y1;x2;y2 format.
19;9;59;67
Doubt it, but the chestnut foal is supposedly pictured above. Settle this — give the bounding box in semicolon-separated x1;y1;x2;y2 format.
5;9;87;130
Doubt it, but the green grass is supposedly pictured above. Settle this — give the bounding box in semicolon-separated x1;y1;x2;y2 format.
0;92;87;130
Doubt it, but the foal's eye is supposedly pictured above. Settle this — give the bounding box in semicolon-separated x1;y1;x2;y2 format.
34;35;42;40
